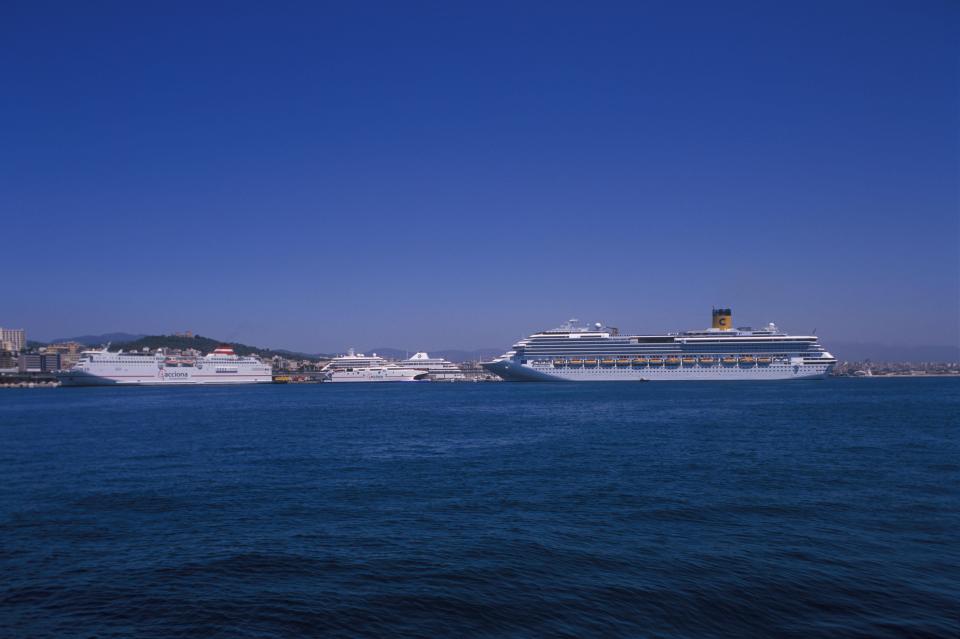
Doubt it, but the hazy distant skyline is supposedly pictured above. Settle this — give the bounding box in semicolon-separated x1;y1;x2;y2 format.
4;2;958;353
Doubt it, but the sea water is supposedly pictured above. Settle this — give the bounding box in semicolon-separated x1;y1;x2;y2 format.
1;379;958;637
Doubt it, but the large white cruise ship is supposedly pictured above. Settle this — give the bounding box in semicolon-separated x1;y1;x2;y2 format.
483;309;836;382
57;345;273;386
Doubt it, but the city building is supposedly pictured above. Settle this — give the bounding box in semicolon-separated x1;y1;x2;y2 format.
18;353;61;373
0;328;26;352
43;342;86;368
0;351;16;371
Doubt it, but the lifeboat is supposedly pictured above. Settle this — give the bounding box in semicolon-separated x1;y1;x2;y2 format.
601;358;616;365
739;356;756;365
665;357;681;366
699;357;715;365
647;358;664;366
553;359;566;366
632;358;647;366
163;357;196;367
722;356;738;365
568;358;583;365
681;357;697;365
757;357;772;365
616;358;631;366
584;359;598;366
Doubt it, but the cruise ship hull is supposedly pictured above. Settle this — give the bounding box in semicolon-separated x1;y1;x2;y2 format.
483;359;831;381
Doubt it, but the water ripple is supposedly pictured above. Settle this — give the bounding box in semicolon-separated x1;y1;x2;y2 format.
1;379;958;637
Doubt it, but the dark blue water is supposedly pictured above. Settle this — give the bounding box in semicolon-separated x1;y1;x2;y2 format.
1;379;958;638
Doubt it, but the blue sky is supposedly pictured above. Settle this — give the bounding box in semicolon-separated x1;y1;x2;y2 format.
3;1;957;352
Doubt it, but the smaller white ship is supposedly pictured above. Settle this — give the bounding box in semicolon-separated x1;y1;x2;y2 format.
401;352;465;381
322;348;387;372
325;366;429;383
321;348;429;383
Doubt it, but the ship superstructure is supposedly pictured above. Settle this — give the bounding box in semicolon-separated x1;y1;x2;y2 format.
321;349;388;372
401;352;465;381
56;345;272;386
483;309;836;382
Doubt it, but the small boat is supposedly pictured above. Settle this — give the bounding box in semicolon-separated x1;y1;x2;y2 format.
584;359;598;366
648;358;664;366
739;356;756;365
616;358;631;366
722;356;738;365
681;357;697;365
699;357;716;365
757;357;772;365
553;359;566;366
665;357;681;366
601;358;616;365
632;358;647;366
568;359;583;366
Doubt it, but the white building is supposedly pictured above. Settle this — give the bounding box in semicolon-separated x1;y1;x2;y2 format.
0;328;25;352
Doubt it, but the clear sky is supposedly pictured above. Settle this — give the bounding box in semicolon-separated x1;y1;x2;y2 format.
3;1;958;353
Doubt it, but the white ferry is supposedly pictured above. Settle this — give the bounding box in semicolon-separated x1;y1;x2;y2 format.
326;366;428;383
56;345;273;386
321;349;429;383
483;309;836;382
401;352;465;381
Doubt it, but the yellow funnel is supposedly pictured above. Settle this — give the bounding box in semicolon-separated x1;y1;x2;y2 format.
712;308;733;330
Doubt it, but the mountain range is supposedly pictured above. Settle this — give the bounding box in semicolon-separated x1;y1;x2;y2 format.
49;332;146;345
41;333;329;361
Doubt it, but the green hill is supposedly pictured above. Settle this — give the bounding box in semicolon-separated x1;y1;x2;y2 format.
114;335;328;361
